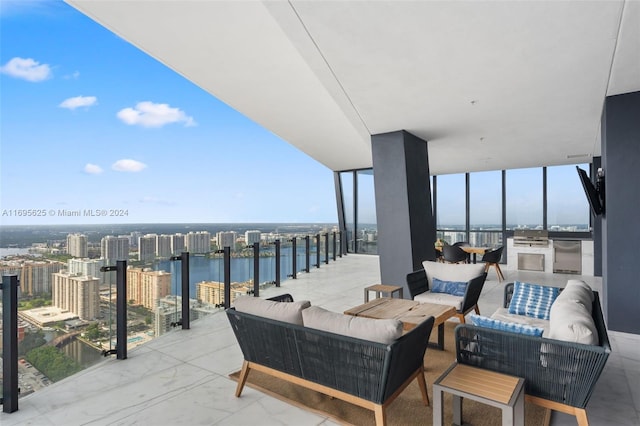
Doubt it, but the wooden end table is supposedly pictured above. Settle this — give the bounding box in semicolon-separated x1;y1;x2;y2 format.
364;284;404;302
433;363;525;426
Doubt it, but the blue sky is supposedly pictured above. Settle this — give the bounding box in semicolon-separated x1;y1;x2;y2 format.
0;0;337;226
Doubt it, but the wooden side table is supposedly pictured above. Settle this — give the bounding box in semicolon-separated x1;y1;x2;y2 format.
433;363;525;426
364;284;404;302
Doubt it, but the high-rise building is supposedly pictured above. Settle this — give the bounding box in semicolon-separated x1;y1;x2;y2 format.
52;272;100;320
215;231;236;251
66;233;88;258
138;234;157;262
101;235;130;263
129;231;142;248
156;235;173;259
126;268;172;311
196;280;249;306
244;230;261;245
8;260;64;296
171;233;186;255
67;258;106;285
186;231;211;254
154;296;218;337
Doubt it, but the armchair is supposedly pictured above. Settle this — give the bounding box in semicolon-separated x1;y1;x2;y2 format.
406;261;487;323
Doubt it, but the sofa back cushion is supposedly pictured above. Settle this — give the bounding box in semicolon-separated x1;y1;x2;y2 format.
548;281;598;345
508;281;560;320
422;261;485;289
555;280;594;314
233;296;311;325
302;306;403;344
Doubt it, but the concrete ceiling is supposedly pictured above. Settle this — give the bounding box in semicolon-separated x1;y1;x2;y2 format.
66;1;640;175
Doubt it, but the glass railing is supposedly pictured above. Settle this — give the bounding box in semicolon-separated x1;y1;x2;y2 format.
1;227;345;408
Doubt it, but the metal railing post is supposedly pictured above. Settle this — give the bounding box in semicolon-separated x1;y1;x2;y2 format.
252;242;260;297
332;232;337;261
304;235;310;273
100;261;127;360
169;252;190;330
315;234;321;268
223;247;231;309
324;233;329;264
287;238;297;279
274;239;281;287
1;274;19;413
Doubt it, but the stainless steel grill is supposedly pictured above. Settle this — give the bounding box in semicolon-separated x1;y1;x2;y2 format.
513;230;549;247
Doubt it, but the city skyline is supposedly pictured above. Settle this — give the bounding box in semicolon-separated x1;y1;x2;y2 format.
0;1;337;226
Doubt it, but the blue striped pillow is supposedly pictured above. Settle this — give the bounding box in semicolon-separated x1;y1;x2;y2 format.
508;281;560;320
469;314;544;337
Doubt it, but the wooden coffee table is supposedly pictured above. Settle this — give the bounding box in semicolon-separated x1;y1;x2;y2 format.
344;298;457;350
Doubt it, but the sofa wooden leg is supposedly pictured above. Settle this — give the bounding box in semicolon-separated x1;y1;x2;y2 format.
474;305;480;315
235;360;250;397
417;369;430;406
575;408;589;426
374;404;386;426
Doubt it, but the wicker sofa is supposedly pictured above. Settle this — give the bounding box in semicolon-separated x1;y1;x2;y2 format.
454;281;611;425
226;294;435;426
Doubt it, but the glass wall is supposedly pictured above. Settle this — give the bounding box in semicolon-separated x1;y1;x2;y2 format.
506;167;543;230
337;163;591;256
469;170;503;248
547;164;590;231
340;171;355;252
435;173;466;244
356;170;378;254
337;169;378;254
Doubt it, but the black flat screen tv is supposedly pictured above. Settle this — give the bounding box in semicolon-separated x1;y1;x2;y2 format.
576;166;603;216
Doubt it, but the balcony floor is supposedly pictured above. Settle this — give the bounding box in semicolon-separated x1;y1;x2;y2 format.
2;254;639;425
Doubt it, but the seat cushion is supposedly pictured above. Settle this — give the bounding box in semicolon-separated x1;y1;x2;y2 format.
302;306;403;344
422;261;485;289
490;307;551;336
414;291;464;310
469;314;545;337
233;296;311;325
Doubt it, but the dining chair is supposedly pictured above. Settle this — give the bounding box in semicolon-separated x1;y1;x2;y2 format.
453;241;471;263
442;244;469;264
481;246;505;281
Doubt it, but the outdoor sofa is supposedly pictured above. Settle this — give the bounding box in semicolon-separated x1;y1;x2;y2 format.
454;280;611;425
226;294;435;426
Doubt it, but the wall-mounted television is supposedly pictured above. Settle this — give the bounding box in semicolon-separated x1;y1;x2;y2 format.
576;166;604;216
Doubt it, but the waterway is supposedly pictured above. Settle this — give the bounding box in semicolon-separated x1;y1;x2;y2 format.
154;245;326;295
43;330;104;369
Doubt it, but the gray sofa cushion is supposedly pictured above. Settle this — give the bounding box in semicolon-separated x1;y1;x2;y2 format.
302;306;403;344
233;296;311;325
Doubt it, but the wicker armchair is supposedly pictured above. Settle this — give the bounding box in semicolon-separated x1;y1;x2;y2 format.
454;285;610;425
406;268;487;323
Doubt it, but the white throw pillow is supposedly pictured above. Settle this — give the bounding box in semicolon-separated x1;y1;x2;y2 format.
302;306;403;344
548;298;598;345
422;261;485;289
233;296;311;325
555;280;594;314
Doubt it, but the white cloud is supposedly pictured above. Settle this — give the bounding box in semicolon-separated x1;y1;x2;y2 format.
63;71;80;80
116;101;196;128
60;96;97;110
0;57;52;82
84;163;103;174
112;159;147;172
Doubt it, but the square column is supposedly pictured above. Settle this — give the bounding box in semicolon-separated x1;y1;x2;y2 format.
371;130;436;292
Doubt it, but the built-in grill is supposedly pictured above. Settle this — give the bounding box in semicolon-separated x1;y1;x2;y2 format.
513;230;549;247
